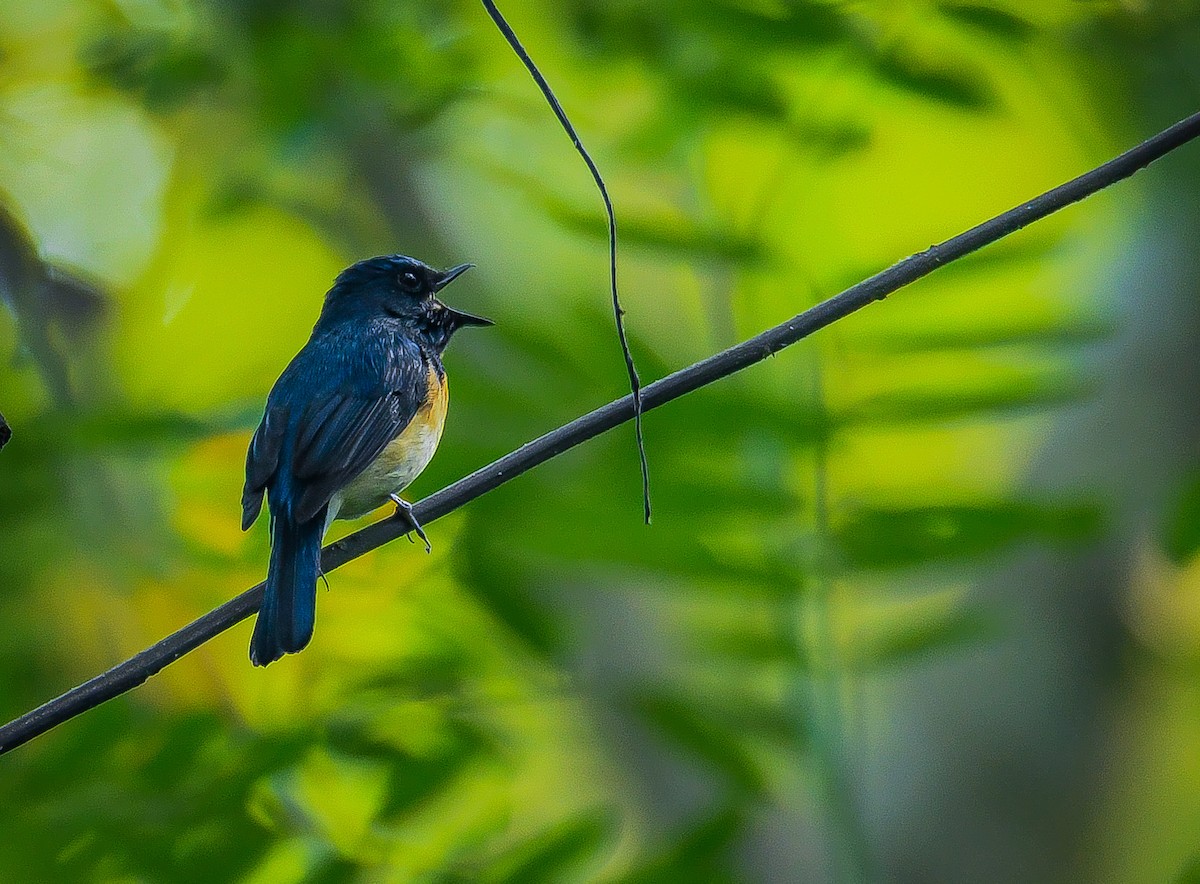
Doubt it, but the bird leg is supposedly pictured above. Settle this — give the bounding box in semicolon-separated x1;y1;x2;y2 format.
390;494;431;554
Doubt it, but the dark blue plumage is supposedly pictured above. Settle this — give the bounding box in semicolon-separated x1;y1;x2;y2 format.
242;255;490;666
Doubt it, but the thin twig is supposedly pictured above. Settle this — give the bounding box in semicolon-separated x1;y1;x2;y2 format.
479;0;651;523
2;109;1199;757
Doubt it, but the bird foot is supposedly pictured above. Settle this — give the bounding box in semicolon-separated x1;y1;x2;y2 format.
390;494;431;554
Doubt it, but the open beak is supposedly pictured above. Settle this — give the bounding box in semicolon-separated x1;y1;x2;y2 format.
433;263;493;327
432;263;475;292
445;306;494;328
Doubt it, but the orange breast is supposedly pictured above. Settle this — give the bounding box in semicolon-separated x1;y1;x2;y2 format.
420;365;449;432
331;366;449;520
380;365;447;475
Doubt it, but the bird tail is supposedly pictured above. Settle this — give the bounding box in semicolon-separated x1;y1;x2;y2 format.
250;511;325;666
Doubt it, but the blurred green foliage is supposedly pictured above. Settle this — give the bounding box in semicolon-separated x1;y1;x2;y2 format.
2;1;1200;882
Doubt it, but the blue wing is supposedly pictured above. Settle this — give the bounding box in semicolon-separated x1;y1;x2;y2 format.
242;325;429;528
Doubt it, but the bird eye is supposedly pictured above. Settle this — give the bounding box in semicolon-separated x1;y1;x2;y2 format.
398;270;421;293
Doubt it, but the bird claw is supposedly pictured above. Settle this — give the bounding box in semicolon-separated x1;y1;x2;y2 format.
390;494;431;554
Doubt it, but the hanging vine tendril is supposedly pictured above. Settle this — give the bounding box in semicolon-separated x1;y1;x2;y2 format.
479;0;652;524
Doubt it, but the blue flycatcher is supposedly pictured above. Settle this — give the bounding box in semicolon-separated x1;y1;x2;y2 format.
241;255;490;666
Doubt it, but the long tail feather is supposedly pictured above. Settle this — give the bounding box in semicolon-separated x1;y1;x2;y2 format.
250;512;324;666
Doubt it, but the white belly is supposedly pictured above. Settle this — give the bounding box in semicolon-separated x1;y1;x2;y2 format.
325;368;448;528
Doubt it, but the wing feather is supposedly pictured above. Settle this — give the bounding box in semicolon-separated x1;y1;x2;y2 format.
287;347;427;524
247;327;429;527
242;404;289;530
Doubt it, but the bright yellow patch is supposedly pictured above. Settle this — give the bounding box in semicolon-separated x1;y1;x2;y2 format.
331;367;448;521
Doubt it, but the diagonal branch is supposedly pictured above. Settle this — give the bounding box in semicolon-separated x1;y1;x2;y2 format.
2;109;1199;757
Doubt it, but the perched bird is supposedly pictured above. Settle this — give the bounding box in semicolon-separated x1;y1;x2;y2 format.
241;255;491;666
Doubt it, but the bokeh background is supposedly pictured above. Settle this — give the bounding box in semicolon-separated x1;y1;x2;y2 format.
2;1;1200;881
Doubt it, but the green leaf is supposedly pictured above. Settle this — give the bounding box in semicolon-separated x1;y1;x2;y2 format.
484;811;616;884
835;501;1103;570
455;544;564;656
669;63;792;122
871;50;997;111
307;856;360;884
691;2;854;52
10;407;253;460
839;368;1094;426
938;4;1037;43
694;622;807;667
488;167;766;264
612;807;743;884
788;118;873;157
377;740;488;821
80;26;225;111
850;607;998;671
631;688;804;791
1163;472;1200;564
856;316;1113;354
1174;850;1200;884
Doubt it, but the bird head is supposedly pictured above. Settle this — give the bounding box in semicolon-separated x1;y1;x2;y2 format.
318;255;492;350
